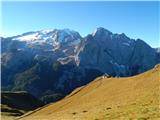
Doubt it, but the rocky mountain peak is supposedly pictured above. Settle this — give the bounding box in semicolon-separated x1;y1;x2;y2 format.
92;27;112;37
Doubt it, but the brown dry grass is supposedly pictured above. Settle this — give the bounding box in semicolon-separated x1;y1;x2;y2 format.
7;65;160;120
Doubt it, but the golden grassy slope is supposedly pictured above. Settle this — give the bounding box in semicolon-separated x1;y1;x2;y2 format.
18;65;160;120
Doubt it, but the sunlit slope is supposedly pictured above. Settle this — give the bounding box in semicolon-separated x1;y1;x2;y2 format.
18;65;160;120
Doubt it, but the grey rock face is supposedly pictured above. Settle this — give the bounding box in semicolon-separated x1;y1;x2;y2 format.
77;27;158;76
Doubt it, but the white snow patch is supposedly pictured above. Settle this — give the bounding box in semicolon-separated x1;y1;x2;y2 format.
70;39;81;45
40;29;53;34
58;56;74;65
63;49;68;53
122;42;130;46
92;29;98;36
13;33;39;42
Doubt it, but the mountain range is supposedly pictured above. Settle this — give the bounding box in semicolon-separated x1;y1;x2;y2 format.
1;27;160;103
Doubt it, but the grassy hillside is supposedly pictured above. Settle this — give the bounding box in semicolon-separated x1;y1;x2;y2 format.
1;91;44;120
17;64;160;120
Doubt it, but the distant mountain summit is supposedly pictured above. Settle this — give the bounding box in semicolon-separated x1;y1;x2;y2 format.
1;27;160;103
12;29;81;45
77;28;157;76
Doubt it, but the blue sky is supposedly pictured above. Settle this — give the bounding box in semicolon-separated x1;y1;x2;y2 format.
1;1;159;47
